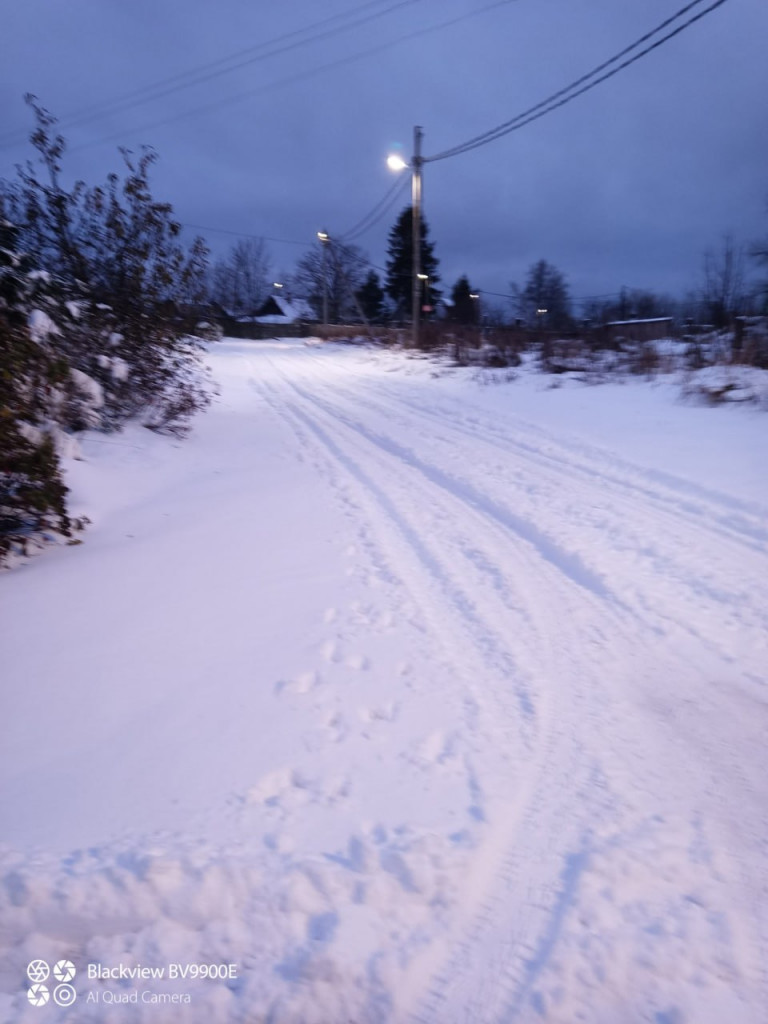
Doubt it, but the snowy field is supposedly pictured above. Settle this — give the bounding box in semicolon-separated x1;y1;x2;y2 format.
1;338;767;1023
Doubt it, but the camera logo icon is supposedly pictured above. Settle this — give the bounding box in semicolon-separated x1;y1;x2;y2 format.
26;959;77;1008
53;984;77;1007
53;960;76;984
27;961;50;984
27;984;50;1007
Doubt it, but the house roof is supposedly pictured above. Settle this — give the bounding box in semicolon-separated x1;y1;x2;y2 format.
255;295;316;322
606;317;673;326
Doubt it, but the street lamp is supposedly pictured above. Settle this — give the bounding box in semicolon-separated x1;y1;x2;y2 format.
417;273;429;317
388;126;423;348
387;153;408;172
470;292;481;329
317;230;330;327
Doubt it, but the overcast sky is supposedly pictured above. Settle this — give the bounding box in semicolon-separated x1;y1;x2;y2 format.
2;0;767;312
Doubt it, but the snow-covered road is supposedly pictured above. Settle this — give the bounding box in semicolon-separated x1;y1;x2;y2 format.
2;339;766;1023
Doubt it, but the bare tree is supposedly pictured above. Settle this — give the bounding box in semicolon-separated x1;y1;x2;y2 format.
292;239;368;322
700;234;746;328
209;237;272;315
751;212;768;314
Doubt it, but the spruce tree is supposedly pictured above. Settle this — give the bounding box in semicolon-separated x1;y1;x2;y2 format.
450;276;478;325
385;207;440;318
356;270;385;322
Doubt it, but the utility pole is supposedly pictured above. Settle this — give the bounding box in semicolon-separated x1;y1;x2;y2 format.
317;230;329;327
411;126;423;349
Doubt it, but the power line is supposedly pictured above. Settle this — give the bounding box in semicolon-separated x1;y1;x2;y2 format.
0;0;426;150
179;223;389;280
181;223;309;248
331;237;390;278
61;0;516;154
427;0;728;163
479;287;630;302
340;176;410;242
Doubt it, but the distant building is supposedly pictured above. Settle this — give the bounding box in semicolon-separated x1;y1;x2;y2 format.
251;295;316;324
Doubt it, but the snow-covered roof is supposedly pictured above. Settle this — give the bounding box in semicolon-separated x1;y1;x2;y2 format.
272;296;315;321
606;317;673;326
251;294;316;322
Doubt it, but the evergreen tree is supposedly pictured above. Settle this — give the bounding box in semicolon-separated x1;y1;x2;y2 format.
450;275;478;325
512;259;573;331
356;270;385;322
385;207;440;318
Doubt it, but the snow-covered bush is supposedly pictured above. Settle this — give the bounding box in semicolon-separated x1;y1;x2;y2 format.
2;97;212;436
0;222;72;560
0;98;214;562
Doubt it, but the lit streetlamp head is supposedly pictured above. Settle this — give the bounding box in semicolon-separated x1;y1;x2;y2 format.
317;230;329;242
387;153;408;172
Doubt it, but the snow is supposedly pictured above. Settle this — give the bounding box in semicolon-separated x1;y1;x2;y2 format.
110;358;129;382
96;354;130;381
70;368;104;408
15;421;45;448
1;339;766;1022
27;308;60;343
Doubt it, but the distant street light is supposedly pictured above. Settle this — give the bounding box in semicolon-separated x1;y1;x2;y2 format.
317;230;330;326
470;292;481;327
417;273;430;314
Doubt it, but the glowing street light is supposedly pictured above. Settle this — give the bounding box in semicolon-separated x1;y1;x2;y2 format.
470;292;481;328
387;153;408;172
317;230;330;326
387;127;424;347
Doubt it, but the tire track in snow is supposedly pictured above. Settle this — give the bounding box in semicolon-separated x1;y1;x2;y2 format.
249;364;609;1017
300;347;767;551
251;348;767;1022
286;356;768;675
255;360;705;1020
285;379;624;608
255;370;545;735
313;354;768;561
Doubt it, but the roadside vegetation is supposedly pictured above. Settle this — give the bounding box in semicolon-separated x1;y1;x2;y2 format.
1;99;212;563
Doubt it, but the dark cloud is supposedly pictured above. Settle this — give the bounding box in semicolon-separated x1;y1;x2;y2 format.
2;0;766;308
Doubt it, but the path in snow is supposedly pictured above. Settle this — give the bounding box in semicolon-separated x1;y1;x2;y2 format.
1;339;766;1023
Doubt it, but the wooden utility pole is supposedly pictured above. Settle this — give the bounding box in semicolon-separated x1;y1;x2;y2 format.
411;126;423;349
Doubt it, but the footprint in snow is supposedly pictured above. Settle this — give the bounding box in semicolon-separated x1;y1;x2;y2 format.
274;669;320;696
